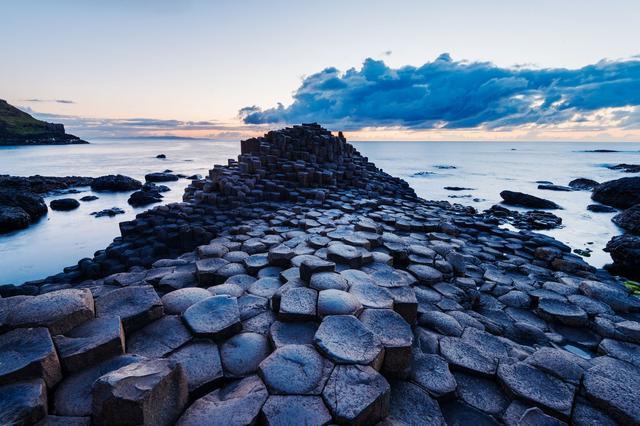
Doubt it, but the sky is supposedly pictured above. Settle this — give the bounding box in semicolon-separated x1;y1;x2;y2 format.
1;0;640;141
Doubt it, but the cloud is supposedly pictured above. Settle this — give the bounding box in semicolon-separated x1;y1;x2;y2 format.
24;98;75;104
240;54;640;131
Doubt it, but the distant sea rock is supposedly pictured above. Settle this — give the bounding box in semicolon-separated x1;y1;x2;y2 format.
499;190;560;209
0;99;88;146
592;177;640;209
607;163;640;173
91;175;142;192
612;204;640;234
568;178;599;190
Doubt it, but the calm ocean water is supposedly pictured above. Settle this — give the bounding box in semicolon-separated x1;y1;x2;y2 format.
1;138;639;284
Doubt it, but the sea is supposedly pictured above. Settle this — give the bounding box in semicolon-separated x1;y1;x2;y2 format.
1;139;639;285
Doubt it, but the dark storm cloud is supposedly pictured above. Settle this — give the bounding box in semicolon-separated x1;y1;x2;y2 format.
240;54;640;130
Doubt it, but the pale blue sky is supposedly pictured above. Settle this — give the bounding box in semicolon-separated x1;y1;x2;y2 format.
1;0;639;140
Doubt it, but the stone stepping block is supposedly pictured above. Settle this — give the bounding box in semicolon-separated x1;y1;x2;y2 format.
183;295;241;340
387;287;418;325
579;280;640;313
92;359;188;426
327;243;364;267
53;316;124;373
242;310;277;336
439;336;497;377
525;347;589;386
497;361;575;420
598;338;640;368
269;321;318;348
257;266;284;279
53;355;144;417
238;295;269;320
220;332;271;378
168;340;223;395
309;272;349;291
409;353;456;399
213;263;248;285
197;243;229;259
340;269;373;286
418;311;463;337
518;407;566;425
177;375;268;426
162;288;212;315
6;289;94;335
440;400;501;426
278;287;317;321
208;283;244;297
359;308;413;376
571;399;618;426
460;327;509;362
348;282;394;309
95;285;163;333
224;250;250;263
582;356;640;424
0;379;47;425
158;270;197;292
260;395;332;426
453;371;510;416
385;380;445;425
371;268;417;288
537;299;588;326
318;289;363;317
196;258;230;286
299;257;336;283
244;254;269;275
258;344;333;395
127;315;192;358
322;364;390;425
224;274;257;290
267;244;295;267
407;264;443;285
0;327;62;388
0;295;32;331
248;277;282;299
314;315;383;366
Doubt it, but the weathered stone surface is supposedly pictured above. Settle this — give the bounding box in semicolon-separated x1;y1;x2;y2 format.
327;243;363;267
309;272;349;291
592;176;640;209
314;315;383;365
349;282;394;309
419;311;463;336
53;316;124;373
269;321;318;348
0;379;47;425
7;289;94;335
248;277;282;299
299;258;335;283
453;371;510;415
92;359;188;426
497;361;575;419
537;298;588;326
278;287;317;321
317;289;362;317
54;355;144;417
220;332;271;377
322;365;390;425
197;243;229;259
409;353;457;398
183;295;241;340
35;415;91;426
168;340;223;395
384;380;445;425
260;395;332;426
258;344;333;395
571;399;618;426
371;268;417;288
439;337;497;377
162;288;212;315
196;258;229;286
359;308;413;375
127;315;192;358
525;347;588;385
177;375;268;426
407;264;443;284
95;285;163;333
0;327;62;388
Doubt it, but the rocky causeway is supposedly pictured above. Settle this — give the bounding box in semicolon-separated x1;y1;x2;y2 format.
1;124;640;425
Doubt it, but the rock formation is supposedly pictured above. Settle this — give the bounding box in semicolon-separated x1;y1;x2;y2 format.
1;124;639;425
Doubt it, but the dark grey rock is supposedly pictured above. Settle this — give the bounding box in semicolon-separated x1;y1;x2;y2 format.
537;298;588;326
258;344;333;395
269;321;318;348
299;257;335;283
278;287;317;321
220;332;270;377
95;285;163;333
260;395;332;426
359;308;413;375
500;190;560;209
168;340;223;395
309;272;349;291
407;264;443;284
314;315;383;365
439;337;497;377
384;380;445;425
409;353;456;398
183;295;241;340
127;315;192;358
453;371;509;415
592;176;640;209
349;282;394;309
419;311;463;336
0;379;47;425
50;198;80;211
162;288;213;315
317;289;362;317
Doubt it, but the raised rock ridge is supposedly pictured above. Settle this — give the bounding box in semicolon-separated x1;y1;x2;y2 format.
1;124;639;425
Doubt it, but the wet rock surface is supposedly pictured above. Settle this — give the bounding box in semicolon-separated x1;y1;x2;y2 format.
3;124;640;425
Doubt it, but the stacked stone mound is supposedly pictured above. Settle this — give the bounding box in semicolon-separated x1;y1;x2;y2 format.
2;124;640;425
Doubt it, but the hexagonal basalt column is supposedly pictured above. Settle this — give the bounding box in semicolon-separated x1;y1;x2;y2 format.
183;295;241;340
313;315;383;367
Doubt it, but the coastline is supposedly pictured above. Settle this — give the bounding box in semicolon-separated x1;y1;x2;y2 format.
0;124;638;424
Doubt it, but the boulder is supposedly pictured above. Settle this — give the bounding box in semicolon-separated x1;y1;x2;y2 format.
592;177;640;209
91;175;142;191
50;198;80;211
145;172;179;182
612;204;640;234
604;234;640;280
568;178;599;190
587;204;617;213
500;190;560;209
161;288;212;315
128;190;163;207
92;359;188;426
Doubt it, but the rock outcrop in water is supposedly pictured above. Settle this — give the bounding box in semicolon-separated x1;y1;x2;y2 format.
0;99;88;146
1;124;640;425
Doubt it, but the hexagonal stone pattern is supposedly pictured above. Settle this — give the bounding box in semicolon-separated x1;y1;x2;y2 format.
168;340;223;395
0;327;62;388
127;315;192;358
359;309;413;375
409;353;456;398
95;285;163;333
258;345;333;395
260;395;332;426
269;321;318;348
220;332;271;377
317;289;363;317
385;380;445;425
177;375;268;426
162;288;213;315
314;315;383;365
322;364;390;425
183;295;241;340
278;287;317;321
